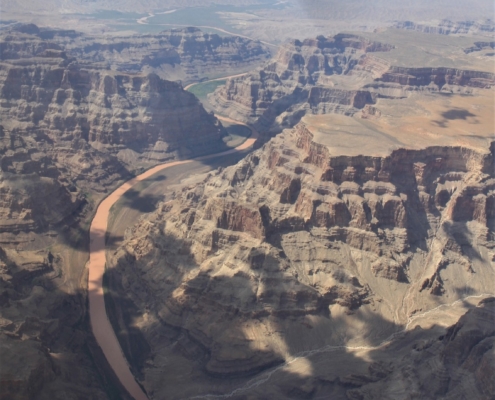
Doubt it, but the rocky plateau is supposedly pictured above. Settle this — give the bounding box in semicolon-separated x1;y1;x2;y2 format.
209;29;495;133
108;113;495;397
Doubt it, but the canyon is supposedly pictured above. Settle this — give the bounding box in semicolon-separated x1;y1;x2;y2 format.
0;23;266;399
107;109;494;398
0;12;494;400
46;26;271;85
102;27;494;399
209;29;495;134
0;24;231;234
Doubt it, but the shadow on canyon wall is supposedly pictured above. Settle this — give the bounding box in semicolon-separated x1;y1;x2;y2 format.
101;223;490;399
0;243;134;400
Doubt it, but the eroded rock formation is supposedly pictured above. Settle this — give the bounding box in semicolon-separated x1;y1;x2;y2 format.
109;121;495;398
0;25;234;398
209;31;495;132
0;26;227;234
62;27;272;84
393;19;495;37
4;24;272;85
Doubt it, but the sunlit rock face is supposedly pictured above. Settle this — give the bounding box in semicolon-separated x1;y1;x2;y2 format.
209;32;495;133
0;26;228;234
111;120;495;398
63;27;272;84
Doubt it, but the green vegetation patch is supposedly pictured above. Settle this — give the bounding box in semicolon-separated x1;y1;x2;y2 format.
187;80;227;101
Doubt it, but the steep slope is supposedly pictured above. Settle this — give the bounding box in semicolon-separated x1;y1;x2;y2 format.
209;30;495;132
0;26;226;160
0;25;231;399
1;24;271;85
393;19;495;37
0;26;227;234
0;245;116;399
59;27;271;85
209;34;393;130
348;297;495;400
109;118;494;398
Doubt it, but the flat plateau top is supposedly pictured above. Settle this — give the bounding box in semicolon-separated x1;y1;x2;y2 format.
355;29;495;74
304;89;494;157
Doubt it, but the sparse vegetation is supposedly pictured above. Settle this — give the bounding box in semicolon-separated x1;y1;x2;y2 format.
187;79;227;101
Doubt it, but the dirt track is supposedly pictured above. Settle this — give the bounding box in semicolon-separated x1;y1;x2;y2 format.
87;119;258;399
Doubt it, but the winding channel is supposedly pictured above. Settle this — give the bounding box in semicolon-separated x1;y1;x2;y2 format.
87;117;258;399
87;97;495;399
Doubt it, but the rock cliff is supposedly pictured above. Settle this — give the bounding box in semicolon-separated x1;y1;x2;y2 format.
209;34;391;131
209;31;495;133
348;297;495;400
393;19;495;37
0;27;225;158
0;245;113;399
61;27;272;85
109;121;495;398
4;24;271;85
0;25;234;399
0;26;227;234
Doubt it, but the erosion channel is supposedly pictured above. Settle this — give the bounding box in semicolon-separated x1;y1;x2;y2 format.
88;116;258;400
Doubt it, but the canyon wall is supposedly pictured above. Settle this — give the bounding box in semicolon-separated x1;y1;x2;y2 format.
0;26;227;235
209;32;495;133
109;122;495;398
0;25;236;398
393;19;495;36
34;26;271;84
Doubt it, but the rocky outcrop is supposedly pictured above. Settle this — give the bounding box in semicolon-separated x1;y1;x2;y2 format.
109;121;494;397
0;37;225;157
0;246;110;399
348;298;495;400
464;41;495;53
209;31;494;133
393;19;495;37
20;25;271;85
66;28;270;85
374;66;495;89
0;27;230;234
209;34;392;131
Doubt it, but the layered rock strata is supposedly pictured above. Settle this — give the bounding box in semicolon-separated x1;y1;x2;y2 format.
393;19;495;37
209;34;392;130
0;29;225;157
110;122;495;398
6;24;271;85
0;27;226;234
0;25;231;398
62;27;272;85
209;32;495;132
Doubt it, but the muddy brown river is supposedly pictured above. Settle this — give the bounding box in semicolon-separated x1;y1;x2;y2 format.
88;118;258;399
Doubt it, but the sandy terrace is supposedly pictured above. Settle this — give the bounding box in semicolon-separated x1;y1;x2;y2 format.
304;89;494;157
357;29;495;73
